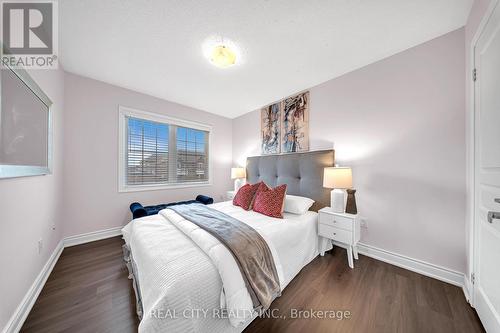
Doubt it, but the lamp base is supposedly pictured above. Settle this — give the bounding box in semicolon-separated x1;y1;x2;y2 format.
331;189;345;213
345;189;357;214
234;178;245;192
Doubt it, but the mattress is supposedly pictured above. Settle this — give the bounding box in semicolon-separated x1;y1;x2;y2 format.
122;201;328;333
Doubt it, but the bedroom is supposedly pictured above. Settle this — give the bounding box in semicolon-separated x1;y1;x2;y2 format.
0;0;499;332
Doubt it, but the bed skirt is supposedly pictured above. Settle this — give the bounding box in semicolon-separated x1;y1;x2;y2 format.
122;243;144;319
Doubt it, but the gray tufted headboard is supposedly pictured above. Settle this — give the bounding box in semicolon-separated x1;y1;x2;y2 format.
246;150;335;212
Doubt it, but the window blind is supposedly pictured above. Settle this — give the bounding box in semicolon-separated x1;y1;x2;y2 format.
176;126;209;183
125;116;209;186
127;117;169;185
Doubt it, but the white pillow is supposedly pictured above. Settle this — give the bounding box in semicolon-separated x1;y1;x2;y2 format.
283;195;315;215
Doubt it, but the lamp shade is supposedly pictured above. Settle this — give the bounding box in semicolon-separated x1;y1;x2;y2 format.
323;167;352;189
231;167;246;179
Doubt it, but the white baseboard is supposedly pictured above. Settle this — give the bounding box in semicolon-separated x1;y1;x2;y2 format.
357;243;465;287
463;276;473;304
3;227;123;333
2;240;64;333
63;226;123;247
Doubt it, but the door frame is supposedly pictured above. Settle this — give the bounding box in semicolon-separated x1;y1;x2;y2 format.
468;0;500;307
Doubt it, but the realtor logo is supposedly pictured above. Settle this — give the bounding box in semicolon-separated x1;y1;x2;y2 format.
1;0;58;69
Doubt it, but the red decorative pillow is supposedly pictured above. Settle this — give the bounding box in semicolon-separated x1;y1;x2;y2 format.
253;184;287;218
233;182;262;210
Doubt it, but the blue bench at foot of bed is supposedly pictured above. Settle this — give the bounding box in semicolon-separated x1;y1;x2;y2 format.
130;195;214;220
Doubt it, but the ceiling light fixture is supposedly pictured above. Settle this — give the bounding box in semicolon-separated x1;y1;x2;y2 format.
210;45;237;68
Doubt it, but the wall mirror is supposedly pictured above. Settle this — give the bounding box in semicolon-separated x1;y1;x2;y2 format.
0;63;52;179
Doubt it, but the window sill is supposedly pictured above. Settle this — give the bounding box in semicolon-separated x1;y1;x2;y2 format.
119;181;212;193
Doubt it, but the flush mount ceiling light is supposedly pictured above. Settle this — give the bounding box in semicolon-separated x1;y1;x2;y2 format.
202;36;241;69
210;45;236;68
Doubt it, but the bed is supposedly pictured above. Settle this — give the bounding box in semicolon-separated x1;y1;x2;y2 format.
122;150;335;333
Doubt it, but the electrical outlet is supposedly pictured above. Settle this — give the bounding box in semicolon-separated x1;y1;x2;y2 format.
360;218;368;229
52;223;56;231
38;238;43;254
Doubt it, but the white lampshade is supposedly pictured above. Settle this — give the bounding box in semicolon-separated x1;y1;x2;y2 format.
231;167;246;179
323;167;352;189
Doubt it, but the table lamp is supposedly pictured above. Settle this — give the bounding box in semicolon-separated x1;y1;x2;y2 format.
323;167;357;214
231;167;246;192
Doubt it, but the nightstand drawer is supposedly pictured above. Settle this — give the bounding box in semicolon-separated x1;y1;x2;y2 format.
319;213;353;231
318;224;352;244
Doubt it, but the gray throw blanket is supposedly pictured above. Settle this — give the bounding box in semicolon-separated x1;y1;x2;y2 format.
169;204;281;310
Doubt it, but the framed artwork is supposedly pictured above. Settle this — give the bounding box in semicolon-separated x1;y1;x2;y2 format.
261;102;281;154
281;91;309;153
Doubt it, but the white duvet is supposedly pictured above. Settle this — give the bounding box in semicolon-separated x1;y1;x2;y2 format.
122;201;329;333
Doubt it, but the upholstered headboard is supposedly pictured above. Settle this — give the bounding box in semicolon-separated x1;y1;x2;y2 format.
246;150;335;211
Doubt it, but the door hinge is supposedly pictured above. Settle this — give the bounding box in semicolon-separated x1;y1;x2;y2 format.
471;272;475;285
473;68;477;82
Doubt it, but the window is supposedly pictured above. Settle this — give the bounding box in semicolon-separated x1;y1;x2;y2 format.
126;118;169;185
119;106;211;191
176;126;208;182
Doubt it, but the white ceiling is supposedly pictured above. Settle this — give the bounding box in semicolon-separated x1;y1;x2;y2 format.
59;0;473;119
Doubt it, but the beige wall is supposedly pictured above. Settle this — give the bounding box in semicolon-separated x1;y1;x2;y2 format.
233;28;467;273
62;73;233;237
0;67;65;330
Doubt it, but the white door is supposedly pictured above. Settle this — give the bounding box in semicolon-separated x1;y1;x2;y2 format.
474;1;500;332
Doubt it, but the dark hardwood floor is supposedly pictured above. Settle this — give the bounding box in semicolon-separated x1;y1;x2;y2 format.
22;237;484;333
21;237;139;333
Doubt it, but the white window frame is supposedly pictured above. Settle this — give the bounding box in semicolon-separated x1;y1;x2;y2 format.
118;105;212;192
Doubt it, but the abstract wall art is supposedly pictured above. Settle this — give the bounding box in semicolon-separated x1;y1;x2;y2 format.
261;102;281;154
281;91;309;153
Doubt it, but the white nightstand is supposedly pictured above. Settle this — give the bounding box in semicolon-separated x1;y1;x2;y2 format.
226;190;235;200
318;207;360;268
